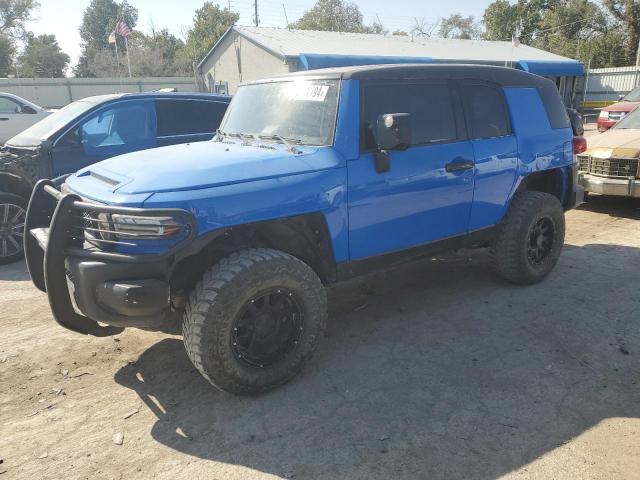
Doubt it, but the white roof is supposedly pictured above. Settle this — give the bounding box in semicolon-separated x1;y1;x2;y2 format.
205;26;576;64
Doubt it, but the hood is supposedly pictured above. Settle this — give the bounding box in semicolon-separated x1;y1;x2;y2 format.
603;101;640;113
69;140;344;195
584;128;640;158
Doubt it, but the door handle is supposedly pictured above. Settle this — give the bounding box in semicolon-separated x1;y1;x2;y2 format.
0;118;9;121
445;158;475;173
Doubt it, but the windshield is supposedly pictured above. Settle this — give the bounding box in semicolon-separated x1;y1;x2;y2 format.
7;100;97;145
219;79;340;146
621;87;640;102
613;107;640;129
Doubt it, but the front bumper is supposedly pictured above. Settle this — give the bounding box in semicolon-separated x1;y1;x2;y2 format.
579;172;640;198
24;180;197;336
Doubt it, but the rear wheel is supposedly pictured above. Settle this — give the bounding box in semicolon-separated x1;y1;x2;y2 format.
491;191;565;285
0;193;27;265
182;248;327;395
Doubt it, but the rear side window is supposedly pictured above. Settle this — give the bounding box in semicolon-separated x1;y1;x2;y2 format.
538;85;571;129
156;99;227;137
361;82;458;150
0;96;21;114
462;83;511;139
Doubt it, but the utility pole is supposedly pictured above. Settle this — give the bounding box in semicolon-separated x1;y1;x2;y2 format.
635;37;640;88
254;0;259;27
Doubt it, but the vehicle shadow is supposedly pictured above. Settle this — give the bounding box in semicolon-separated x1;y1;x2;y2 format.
114;243;640;479
0;259;31;282
579;194;640;219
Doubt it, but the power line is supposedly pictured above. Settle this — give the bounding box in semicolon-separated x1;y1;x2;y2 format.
535;16;600;34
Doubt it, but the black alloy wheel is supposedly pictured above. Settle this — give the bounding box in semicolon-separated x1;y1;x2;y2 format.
231;288;304;368
527;216;555;266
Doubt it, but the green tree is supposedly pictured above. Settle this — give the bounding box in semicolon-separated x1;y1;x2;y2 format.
0;32;14;76
17;33;69;77
291;0;383;34
88;30;191;77
603;0;640;65
365;20;388;35
577;30;627;68
0;0;39;39
537;0;624;67
482;0;550;43
75;0;138;77
184;2;239;64
439;14;480;39
129;29;190;76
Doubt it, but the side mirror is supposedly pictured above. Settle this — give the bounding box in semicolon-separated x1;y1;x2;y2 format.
373;113;411;173
619;94;625;100
376;113;411;151
21;105;37;114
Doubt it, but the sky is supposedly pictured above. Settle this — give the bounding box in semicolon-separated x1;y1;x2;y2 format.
27;0;490;69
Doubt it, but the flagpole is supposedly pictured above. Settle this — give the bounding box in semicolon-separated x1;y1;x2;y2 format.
114;37;121;78
124;35;132;78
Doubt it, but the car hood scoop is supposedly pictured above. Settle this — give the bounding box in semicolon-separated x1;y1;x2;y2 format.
70;140;343;195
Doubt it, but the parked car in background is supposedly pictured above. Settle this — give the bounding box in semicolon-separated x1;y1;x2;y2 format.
0;92;230;264
597;86;640;132
25;65;582;395
579;106;640;198
567;107;584;136
0;93;52;144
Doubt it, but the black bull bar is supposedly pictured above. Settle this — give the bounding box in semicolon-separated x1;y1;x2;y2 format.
24;179;197;336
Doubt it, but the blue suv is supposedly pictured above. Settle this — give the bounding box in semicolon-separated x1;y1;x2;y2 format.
0;92;230;264
25;65;583;395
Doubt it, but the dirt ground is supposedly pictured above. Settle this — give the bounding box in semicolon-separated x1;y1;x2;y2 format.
1;195;639;480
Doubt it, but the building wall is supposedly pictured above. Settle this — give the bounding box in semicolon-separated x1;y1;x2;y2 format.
200;32;291;94
0;77;197;109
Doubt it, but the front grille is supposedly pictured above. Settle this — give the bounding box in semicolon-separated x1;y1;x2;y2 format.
76;207;120;250
578;155;640;178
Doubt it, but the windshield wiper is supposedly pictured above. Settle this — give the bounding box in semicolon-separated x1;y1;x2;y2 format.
219;131;256;146
257;134;302;154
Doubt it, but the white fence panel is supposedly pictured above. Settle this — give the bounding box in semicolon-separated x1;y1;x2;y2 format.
577;66;640;108
0;77;199;108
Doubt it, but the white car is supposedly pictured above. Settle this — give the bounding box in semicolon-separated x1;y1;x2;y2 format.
0;93;52;144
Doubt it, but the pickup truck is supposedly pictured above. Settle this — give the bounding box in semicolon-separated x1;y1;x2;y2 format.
25;64;584;395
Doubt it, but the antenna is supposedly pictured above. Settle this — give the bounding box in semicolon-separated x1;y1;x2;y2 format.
283;4;290;28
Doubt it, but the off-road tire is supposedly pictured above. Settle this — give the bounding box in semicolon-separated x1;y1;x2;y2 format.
490;191;565;285
182;248;327;395
0;192;27;265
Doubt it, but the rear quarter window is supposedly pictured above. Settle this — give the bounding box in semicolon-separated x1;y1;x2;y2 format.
156;99;227;137
461;83;511;139
538;85;570;130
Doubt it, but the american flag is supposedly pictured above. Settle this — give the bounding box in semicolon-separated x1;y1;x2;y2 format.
114;19;132;38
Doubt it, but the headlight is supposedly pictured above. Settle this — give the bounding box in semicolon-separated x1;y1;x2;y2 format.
599;110;609;119
110;214;182;239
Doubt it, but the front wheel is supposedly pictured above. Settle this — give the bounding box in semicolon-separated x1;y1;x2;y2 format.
0;193;27;265
491;191;565;285
182;248;327;395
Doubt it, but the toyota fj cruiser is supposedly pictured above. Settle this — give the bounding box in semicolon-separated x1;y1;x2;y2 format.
25;65;583;395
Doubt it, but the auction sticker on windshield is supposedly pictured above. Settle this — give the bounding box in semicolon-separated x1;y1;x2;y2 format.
287;83;329;102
